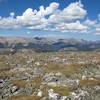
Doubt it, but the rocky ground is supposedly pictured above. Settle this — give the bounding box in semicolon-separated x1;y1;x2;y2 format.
0;49;100;100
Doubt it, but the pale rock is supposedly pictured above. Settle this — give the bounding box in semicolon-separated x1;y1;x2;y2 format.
37;90;42;97
48;89;60;100
35;62;40;65
82;75;87;80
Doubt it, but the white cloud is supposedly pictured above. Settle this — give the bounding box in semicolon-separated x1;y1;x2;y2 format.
44;21;87;33
16;2;59;27
48;1;87;24
58;21;87;30
0;16;20;29
36;2;59;17
96;28;100;31
98;14;100;20
26;1;87;32
0;1;99;35
83;19;96;27
16;8;39;26
95;27;100;35
95;31;100;35
10;12;15;18
26;31;31;34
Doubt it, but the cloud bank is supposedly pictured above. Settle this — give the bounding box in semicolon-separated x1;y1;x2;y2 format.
0;1;100;35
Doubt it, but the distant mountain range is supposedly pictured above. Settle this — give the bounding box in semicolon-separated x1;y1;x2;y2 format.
0;37;100;51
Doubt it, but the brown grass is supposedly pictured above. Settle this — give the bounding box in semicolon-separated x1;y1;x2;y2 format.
0;63;11;71
11;80;28;88
7;94;41;100
30;77;42;89
0;70;32;77
80;79;100;87
48;86;70;96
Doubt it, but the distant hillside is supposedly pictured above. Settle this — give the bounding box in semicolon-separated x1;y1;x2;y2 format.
0;37;100;51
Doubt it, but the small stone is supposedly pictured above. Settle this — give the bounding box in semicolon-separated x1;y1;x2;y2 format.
37;90;42;97
11;86;18;93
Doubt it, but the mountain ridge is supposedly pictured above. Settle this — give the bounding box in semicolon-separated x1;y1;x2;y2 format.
0;37;100;51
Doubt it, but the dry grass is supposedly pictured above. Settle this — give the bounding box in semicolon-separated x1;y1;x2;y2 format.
0;63;11;71
29;77;42;90
45;62;100;75
18;58;27;65
0;70;32;77
0;55;8;62
11;80;28;88
48;86;70;96
59;62;100;75
59;63;81;75
45;63;60;71
7;94;41;100
11;73;41;88
80;79;100;87
44;62;90;75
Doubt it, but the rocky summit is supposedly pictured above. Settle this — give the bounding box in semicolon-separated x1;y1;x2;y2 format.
0;0;100;99
0;48;100;100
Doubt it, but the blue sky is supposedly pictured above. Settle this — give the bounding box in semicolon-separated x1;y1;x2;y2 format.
0;0;100;40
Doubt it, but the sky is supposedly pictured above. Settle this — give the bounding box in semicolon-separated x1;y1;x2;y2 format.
0;0;100;41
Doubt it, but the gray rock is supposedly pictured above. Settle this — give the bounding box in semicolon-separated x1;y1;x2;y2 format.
11;86;18;93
